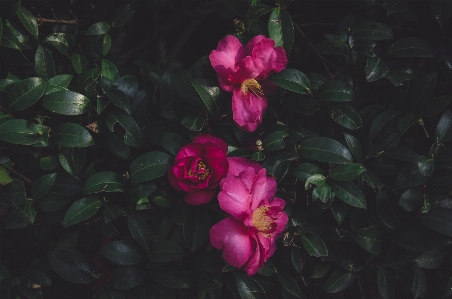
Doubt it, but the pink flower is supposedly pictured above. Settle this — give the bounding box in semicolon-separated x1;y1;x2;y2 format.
209;157;289;275
209;35;288;132
168;134;229;205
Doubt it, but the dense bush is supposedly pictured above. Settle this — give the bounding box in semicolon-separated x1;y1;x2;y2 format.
1;0;452;298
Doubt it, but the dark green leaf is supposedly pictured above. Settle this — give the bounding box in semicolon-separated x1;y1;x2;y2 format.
327;103;362;130
149;263;191;289
268;68;311;94
110;4;135;28
263;131;288;151
352;226;383;254
148;240;186;262
398;114;419;135
388;37;434;58
350;37;376;57
99;287;125;299
365;56;389;82
369;109;402;140
234;272;267;299
191;78;222;118
31;173;56;200
421;94;452;117
299;137;352;164
318;80;353;102
103;204;126;223
343;133;363;161
7;77;46;111
129;151;172;183
181;114;204;131
432;0;452;28
106;88;131;114
395;156;434;188
420;207;452;237
398;188;424;211
0;119;50;145
43;33;73;56
34;45;56;81
292;163;324;183
376;188;399;228
315;38;349;55
47;249;97;284
184;207;210;252
322;270;355;293
300;232;328;257
105;109;142;148
110;265;146;290
351;21;393;40
394;222;450;251
62;197;102;226
86;22;110;35
151;209;173;241
329;163;366;181
5;206;33;229
268;7;293;54
101;240;143;265
83;171;124;194
0;19;22;50
276;272;303;298
368;127;401;154
17;6;38;39
247;4;273;26
435;109;452;143
329;181;366;209
331;199;347;225
377;268;395;299
128;211;151;250
55;123;94;148
102;59;119;81
409;73;437;112
72;53;87;74
41;90;90;115
159;132;188;156
385;60;414;86
415;250;444;269
190;271;222;290
381;147;418;162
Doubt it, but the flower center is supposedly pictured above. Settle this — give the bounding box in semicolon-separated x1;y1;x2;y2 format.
241;79;264;98
251;205;273;232
188;161;210;181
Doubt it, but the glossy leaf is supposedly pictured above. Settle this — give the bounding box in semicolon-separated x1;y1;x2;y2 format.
247;4;273;26
43;33;73;56
101;240;143;265
86;22;110;35
322;270;355;293
41;90;90;115
17;6;38;39
351;21;393;40
128;211;151;250
329;181;366;209
129;151;172;183
7;77;46;111
318;80;353;102
106;88;131;114
268;7;294;54
365;56;389;82
395;156;434;189
299;137;352;164
329;163;366;181
31;173;56;200
234;272;267;299
191;78;222;118
55;123;94;148
62;197;102;226
83;171;124;194
388;37;434;57
435;109;452;143
105;109;142;148
263;131;288;151
159;132;188;156
300;232;328;257
268;68;311;94
72;53;88;74
48;249;98;284
343;133;364;161
327;103;362;130
352;226;383;254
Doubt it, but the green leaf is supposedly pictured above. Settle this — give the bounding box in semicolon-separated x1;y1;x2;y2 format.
276;272;303;299
190;271;222;290
106;88;131;114
43;33;73;56
72;53;88;74
268;7;294;54
292;163;324;183
102;58;119;81
110;265;146;290
435;109;452;143
59;147;86;176
343;133;363;161
103;204;126;223
329;181;367;209
421;94;452;117
191;78;222;118
6;77;46;111
48;249;97;284
0;119;50;145
129;151;172;183
34;45;57;82
388;37;434;58
268;68;311;94
376;188;399;228
420;207;452;237
31;173;56;200
352;226;383;254
394;222;450;251
431;0;452;28
86;22;110;35
105;110;142;148
415;250;444;269
101;240;143;265
263;131;288;151
299;137;352;164
315;37;349;55
83;171;124;194
331;199;347;225
184;207;210;252
110;4;135;28
0;167;13;185
128;211;151;250
17;6;38;39
365;56;389;82
322;270;355;293
350;38;376;57
0;19;22;50
318;80;353;102
47;74;72;89
369;109;402;140
148;240;186;262
398;114;419;135
395;156;434;189
150;263;191;289
381;147;418;162
99;287;125;299
398;188;424;211
351;21;393;40
377;268;395;299
5;206;34;229
329;163;366;181
234;272;267;299
247;4;273;26
159;132;188;156
181;114;205;131
409;73;437;112
150;209;173;241
41;90;90;115
300;232;328;257
63;197;102;226
327;103;362;130
385;60;414;86
55;123;94;148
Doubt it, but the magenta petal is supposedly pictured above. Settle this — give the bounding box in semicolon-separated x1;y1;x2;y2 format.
227;157;261;177
193;134;228;154
244;235;261;276
232;88;267;132
218;176;252;220
174;143;204;162
184;189;216;205
250;168;277;210
218;76;236;92
210;217;254;268
251;37;288;80
245;35;267;53
209;35;247;79
228;56;263;85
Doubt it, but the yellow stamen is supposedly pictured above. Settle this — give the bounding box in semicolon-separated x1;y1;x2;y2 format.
188;161;210;181
252;205;272;232
241;79;264;98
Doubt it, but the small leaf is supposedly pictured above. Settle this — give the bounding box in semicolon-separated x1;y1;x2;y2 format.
435;109;452;143
329;163;366;181
148;240;186;262
159;132;188;156
48;249;97;284
17;6;38;39
181;114;205;131
62;197;102;226
7;77;46;111
129;151;173;183
72;53;88;74
268;68;311;94
31;173;56;200
263;131;288;151
41;90;90;115
128;211;151;250
300;232;328;257
343;133;364;161
234;272;267;299
299;137;353;164
365;56;389;82
101;240;143;265
327;103;362;130
55;123;94;148
329;181;367;209
83;171;124;194
268;7;294;54
191;78;222;118
395;156;434;189
86;22;110;35
377;268;395;299
351;226;383;254
322;270;355;293
388;37;434;57
420;207;452;237
318;80;353;102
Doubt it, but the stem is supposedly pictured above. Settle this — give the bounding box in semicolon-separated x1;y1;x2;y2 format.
35;17;78;25
5;167;32;183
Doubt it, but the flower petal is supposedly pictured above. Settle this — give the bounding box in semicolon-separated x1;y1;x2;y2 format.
227;157;261;177
250;168;277;210
174;143;204;163
249;37;288;80
184;189;216;205
193;134;228;154
218;176;252;220
232;88;267;132
210;217;254;268
209;35;247;79
244;234;261;275
228;56;263;85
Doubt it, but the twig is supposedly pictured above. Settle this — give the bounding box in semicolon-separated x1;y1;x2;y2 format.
5;167;33;184
35;17;78;25
294;23;346;77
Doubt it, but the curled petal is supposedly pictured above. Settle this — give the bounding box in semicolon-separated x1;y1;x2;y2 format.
250;168;277;210
184;189;216;205
249;37;288;80
193;134;228;154
232;88;267;132
228;56;264;85
174;143;204;163
210;217;254;269
218;176;252;220
227;157;261;177
243;234;261;275
218;76;236;92
209;35;247;80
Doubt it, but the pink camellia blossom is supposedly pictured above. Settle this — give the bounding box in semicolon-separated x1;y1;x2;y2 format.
210;157;289;275
209;35;288;132
168;134;228;205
